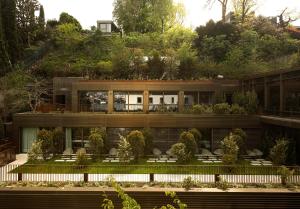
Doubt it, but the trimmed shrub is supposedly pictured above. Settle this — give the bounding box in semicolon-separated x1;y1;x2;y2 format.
142;128;153;155
127;130;145;161
28;140;42;161
170;143;191;164
75;148;88;167
213;103;231;114
37;129;53;160
192;104;206;114
117;135;132;163
182;176;194;191
232;128;247;155
188;128;202;152
244;91;258;114
269;138;289;165
278;166;294;185
52;127;65;154
231;104;247;115
88;128;104;160
178;131;197;156
221;134;239;165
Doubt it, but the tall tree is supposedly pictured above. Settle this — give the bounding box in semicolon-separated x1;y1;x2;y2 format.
206;0;229;22
38;5;45;31
1;0;19;67
232;0;256;24
113;0;184;34
0;0;10;72
16;0;39;47
59;12;82;31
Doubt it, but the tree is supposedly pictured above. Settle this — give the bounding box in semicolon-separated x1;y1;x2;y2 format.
178;131;197;156
206;0;229;22
0;0;11;72
88;128;104;160
141;128;153;155
117;135;132;163
221;133;239;165
126;130;145;161
1;0;19;66
113;0;184;34
16;0;39;47
277;8;298;29
28;140;42;161
36;4;45;39
269;138;289;165
52;127;65;155
37;129;53;160
232;0;256;24
25;78;48;112
59;12;82;31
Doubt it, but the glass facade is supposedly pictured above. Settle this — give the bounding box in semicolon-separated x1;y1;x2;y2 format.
184;91;213;108
21;128;38;153
114;91;143;112
79;91;108;112
149;91;178;112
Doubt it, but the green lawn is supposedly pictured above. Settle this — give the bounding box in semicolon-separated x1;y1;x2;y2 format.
11;158;296;175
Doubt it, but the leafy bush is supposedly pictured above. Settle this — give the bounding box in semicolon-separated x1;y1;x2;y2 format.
269;138;289;165
37;129;53;160
189;128;202;145
117;135;132;163
127;130;145;161
232;91;258;114
213;103;231;114
182;176;194;191
191;104;206;114
231;104;247;115
170;143;191;164
28;140;43;161
277;166;294;185
178;131;197;156
232;128;247;155
52;127;65;154
88;128;104;160
142;128;153;155
221;134;239;165
244;91;258;114
75;148;88;167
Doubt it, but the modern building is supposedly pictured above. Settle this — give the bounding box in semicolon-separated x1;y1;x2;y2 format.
96;20;119;34
13;69;300;163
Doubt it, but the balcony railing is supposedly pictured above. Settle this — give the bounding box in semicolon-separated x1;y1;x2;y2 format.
149;104;178;112
114;104;143;112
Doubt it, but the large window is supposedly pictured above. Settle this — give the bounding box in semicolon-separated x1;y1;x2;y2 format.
149;91;178;112
99;23;111;33
114;91;143;112
184;91;213;108
79;91;108;112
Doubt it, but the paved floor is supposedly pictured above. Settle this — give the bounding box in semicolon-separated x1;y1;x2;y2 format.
9;154;28;165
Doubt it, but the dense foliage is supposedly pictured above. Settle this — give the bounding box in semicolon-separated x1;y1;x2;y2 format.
269;138;289;165
126;130;145;161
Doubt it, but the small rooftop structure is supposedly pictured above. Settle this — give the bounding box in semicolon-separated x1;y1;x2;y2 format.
96;20;119;34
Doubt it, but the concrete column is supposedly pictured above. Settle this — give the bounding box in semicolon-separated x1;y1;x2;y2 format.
178;91;185;113
280;74;285;113
264;78;269;111
143;90;149;114
108;90;114;114
71;90;78;112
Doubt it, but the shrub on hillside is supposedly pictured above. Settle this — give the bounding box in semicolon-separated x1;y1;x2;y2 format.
127;130;145;161
178;131;197;156
213;103;231;114
269;138;289;165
